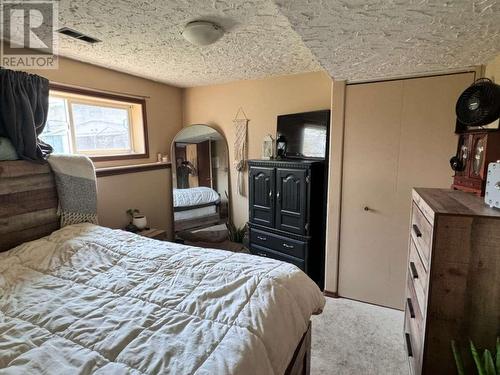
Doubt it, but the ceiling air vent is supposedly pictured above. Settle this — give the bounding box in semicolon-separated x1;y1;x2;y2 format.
57;27;101;44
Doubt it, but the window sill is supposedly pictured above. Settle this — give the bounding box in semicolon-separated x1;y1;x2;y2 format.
90;152;148;162
95;161;171;177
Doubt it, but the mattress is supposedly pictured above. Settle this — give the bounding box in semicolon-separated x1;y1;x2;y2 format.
173;187;220;208
174;205;217;221
0;224;325;374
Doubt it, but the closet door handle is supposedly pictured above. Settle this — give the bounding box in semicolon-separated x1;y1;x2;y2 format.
409;262;419;279
407;298;415;319
412;224;422;238
405;333;413;357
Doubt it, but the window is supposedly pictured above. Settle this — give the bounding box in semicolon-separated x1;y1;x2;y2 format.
302;124;327;158
40;85;148;160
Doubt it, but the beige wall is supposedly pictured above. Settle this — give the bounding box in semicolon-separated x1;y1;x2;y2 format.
183;71;333;227
22;55;183;234
324;80;346;295
485;53;500;83
97;168;173;238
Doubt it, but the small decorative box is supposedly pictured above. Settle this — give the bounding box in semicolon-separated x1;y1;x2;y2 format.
485;161;500;209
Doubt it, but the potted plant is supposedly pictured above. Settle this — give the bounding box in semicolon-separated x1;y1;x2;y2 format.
451;338;499;375
126;209;148;230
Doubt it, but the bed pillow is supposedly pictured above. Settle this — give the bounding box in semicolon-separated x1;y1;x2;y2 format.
0;137;19;160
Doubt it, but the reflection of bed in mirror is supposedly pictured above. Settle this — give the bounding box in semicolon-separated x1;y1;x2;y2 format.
171;125;229;232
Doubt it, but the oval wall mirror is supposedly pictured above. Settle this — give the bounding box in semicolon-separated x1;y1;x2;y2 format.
171;124;230;236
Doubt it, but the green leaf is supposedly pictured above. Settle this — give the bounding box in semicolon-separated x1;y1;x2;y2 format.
451;340;466;375
496;338;500;374
471;340;487;375
484;349;496;375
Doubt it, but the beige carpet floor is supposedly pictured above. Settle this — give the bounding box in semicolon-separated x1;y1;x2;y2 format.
311;297;409;375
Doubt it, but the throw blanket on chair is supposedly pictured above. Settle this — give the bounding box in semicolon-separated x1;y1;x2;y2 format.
47;154;98;227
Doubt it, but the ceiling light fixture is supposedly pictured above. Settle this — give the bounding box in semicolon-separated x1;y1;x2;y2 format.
181;21;224;46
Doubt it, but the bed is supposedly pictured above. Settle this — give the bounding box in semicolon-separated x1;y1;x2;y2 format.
0;161;325;375
173;187;223;232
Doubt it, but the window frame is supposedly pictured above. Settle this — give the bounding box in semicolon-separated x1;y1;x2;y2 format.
48;83;149;162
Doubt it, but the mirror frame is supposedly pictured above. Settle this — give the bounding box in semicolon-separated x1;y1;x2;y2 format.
170;123;232;233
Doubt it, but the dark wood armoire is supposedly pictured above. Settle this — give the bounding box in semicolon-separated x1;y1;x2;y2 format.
247;159;326;289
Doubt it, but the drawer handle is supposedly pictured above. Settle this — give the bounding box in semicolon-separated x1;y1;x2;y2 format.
410;262;419;279
407;298;415;319
257;236;267;241
257;252;268;257
282;243;294;249
412;224;422;238
405;333;413;357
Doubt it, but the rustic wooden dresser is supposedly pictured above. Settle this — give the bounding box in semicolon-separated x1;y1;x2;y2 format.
405;188;500;374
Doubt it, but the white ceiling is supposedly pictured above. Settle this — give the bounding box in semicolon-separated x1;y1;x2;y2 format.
274;0;500;81
56;0;321;87
55;0;500;87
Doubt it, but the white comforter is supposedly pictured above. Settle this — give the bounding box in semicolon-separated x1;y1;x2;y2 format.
0;224;325;374
173;187;220;208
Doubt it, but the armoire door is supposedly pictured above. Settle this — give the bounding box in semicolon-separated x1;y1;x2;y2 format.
338;72;474;309
249;166;275;228
275;168;307;235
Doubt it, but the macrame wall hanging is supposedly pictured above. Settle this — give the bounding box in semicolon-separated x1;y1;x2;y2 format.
233;107;248;196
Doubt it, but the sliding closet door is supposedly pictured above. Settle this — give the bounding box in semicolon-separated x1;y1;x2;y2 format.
338;80;405;309
338;72;474;309
186;144;199;188
197;140;212;188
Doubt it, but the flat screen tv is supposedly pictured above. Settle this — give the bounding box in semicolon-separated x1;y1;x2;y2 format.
277;110;330;160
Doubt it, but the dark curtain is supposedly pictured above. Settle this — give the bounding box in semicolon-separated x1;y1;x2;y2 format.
0;68;53;161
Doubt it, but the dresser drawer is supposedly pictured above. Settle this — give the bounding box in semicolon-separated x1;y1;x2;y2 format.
405;312;422;375
250;243;305;271
405;273;424;375
412;190;435;225
250;228;307;259
406;271;425;339
409;240;428;315
411;202;433;267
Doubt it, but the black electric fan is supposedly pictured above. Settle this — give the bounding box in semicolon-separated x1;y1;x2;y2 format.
450;78;500;172
455;78;500;128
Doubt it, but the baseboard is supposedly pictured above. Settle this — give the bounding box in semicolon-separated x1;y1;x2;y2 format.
323;290;339;298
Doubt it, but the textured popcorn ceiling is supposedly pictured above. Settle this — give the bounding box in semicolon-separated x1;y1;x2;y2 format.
56;0;321;87
274;0;500;81
56;0;500;86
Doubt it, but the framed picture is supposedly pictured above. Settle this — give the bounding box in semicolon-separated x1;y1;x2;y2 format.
262;135;275;159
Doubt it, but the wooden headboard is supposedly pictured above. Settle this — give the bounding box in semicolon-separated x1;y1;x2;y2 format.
0;160;60;252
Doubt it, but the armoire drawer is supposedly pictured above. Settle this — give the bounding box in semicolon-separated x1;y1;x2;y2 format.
410;202;433;267
250;243;305;271
250;228;306;259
